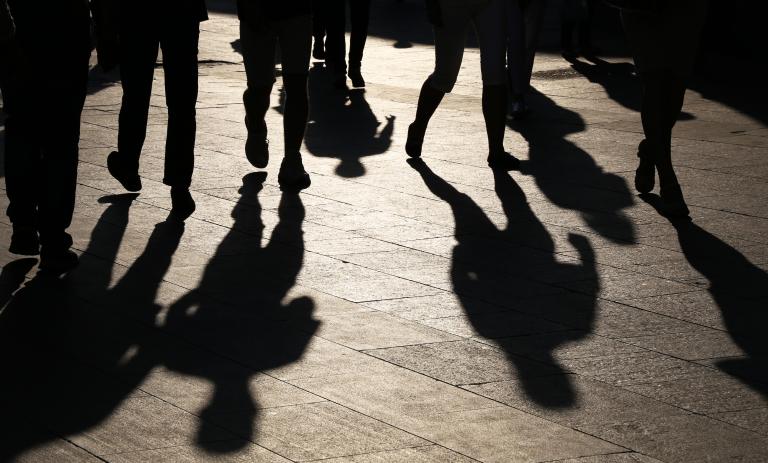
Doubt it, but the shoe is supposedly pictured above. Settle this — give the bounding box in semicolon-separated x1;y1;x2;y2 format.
634;139;655;194
509;101;530;120
107;151;142;192
348;68;365;88
39;249;79;275
278;155;311;191
487;151;521;171
9;227;40;256
170;187;196;220
312;42;326;61
332;74;347;90
405;123;425;158
659;183;690;218
245;135;269;168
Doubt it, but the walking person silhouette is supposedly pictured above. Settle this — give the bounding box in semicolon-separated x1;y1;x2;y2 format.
1;0;110;273
106;0;208;220
324;0;371;88
237;0;313;191
612;0;708;217
406;0;520;171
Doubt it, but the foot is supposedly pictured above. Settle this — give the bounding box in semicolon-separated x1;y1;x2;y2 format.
312;42;326;61
405;123;425;158
348;68;365;88
487;151;521;171
278;155;311;191
9;227;40;256
107;151;142;192
509;100;530;120
170;187;196;220
245;134;269;168
634;139;655;194
332;74;347;90
659;183;690;218
39;249;79;275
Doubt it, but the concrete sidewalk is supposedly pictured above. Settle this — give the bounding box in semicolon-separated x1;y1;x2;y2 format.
1;2;767;462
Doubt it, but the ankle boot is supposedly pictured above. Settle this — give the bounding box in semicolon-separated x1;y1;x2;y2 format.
634;139;655;194
243;84;272;168
407;79;445;158
482;84;518;170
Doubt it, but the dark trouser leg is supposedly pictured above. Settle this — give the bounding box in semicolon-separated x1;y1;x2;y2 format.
412;78;445;130
348;0;371;69
118;29;159;169
482;84;507;155
313;5;326;42
38;51;90;253
324;0;347;75
640;69;678;188
282;73;309;156
160;23;200;188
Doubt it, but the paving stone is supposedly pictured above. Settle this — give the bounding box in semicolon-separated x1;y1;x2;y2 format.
620;329;744;360
711;407;768;436
313;445;475;463
106;444;291;462
219;402;428;462
363;292;501;321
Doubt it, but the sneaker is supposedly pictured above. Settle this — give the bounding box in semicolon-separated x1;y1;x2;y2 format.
39;249;79;275
634;139;655;194
278;156;311;191
9;227;40;256
245;135;269;168
405;123;425;158
659;183;690;218
487;151;521;171
107;151;142;192
348;68;365;88
170;187;196;220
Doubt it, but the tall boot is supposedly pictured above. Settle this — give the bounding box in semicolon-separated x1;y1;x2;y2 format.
278;73;311;191
406;77;445;158
243;83;272;168
483;84;519;170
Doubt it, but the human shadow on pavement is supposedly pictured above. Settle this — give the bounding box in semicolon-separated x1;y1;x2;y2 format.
162;172;318;452
0;180;318;459
303;64;394;177
643;194;768;397
513;87;636;243
409;158;598;408
565;56;640;112
0;193;184;460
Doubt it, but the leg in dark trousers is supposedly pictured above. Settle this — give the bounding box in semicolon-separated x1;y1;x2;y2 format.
324;0;348;83
347;0;370;86
160;23;200;189
117;30;159;171
312;4;326;60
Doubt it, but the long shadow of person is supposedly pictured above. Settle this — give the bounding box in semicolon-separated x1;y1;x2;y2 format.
566;56;641;112
0;194;186;460
513;87;636;243
408;158;598;408
643;195;768;397
304;64;394;177
162;172;319;453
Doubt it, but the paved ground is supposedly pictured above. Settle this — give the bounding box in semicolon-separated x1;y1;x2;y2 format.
1;2;768;462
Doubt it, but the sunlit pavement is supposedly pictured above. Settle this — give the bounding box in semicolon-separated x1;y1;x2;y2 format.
1;2;768;462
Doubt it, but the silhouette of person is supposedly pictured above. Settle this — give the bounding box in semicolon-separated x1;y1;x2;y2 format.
0;0;103;273
614;0;708;217
505;0;546;119
324;0;371;88
163;173;318;452
237;0;313;190
408;158;597;407
305;64;394;177
106;0;208;220
406;0;520;171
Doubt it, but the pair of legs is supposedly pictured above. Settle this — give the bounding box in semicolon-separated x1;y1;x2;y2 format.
2;37;89;271
560;0;597;57
240;14;312;190
110;21;200;218
312;3;327;60
622;1;708;216
407;0;518;169
506;0;546;117
324;0;371;87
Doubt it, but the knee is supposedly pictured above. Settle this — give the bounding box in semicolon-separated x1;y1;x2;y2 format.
428;73;456;94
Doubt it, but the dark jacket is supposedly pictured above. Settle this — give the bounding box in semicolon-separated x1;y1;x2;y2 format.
6;0;91;50
119;0;208;24
237;0;311;23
